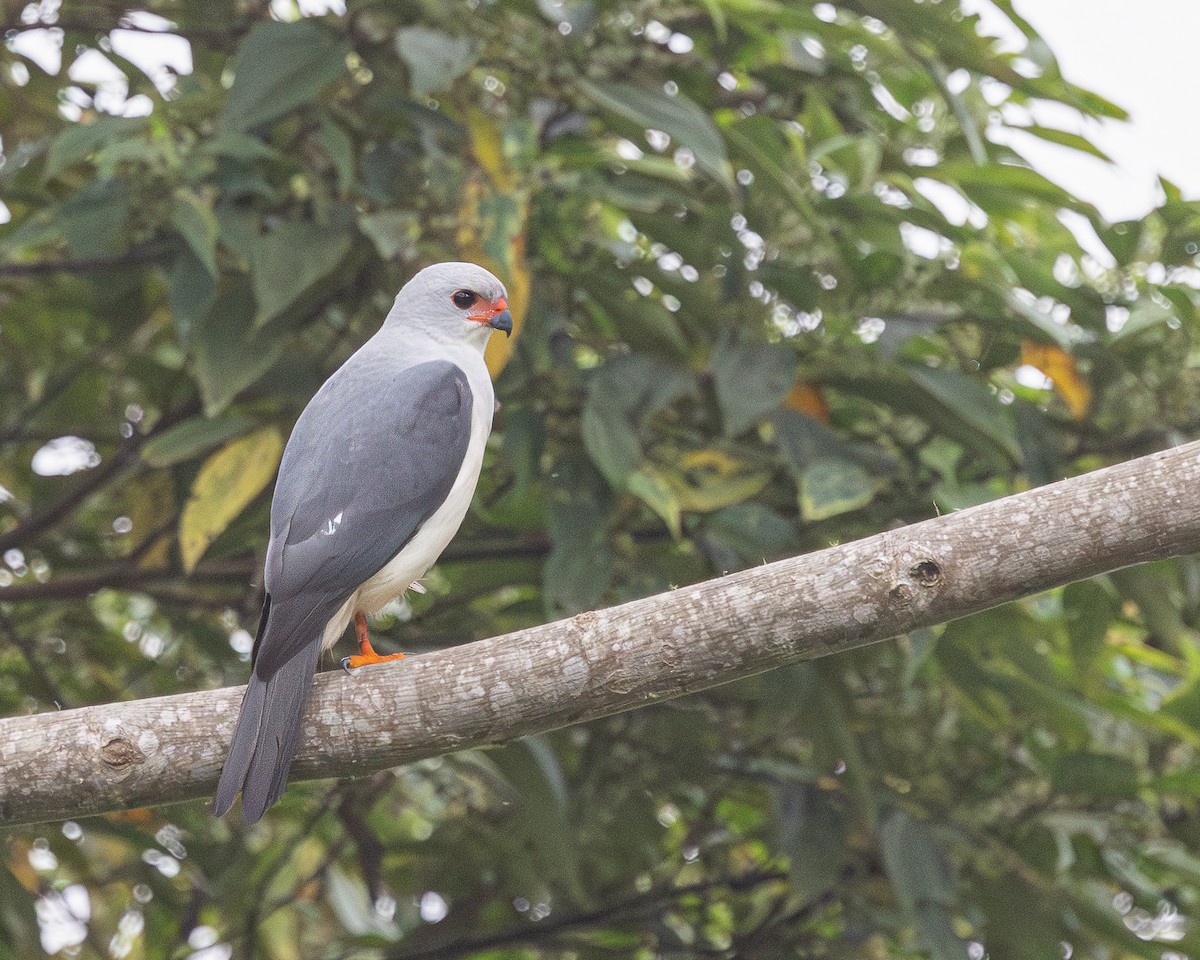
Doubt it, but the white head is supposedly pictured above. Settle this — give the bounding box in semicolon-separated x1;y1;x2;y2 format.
384;261;512;349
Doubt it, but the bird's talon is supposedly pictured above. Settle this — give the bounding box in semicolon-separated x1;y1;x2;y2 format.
339;657;357;675
341;651;406;671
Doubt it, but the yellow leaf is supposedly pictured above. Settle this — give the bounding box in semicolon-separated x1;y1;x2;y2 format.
1020;340;1091;420
258;911;304;960
677;448;743;474
629;467;682;537
658;449;772;514
6;841;39;892
457;110;532;377
483;229;530;378
464;105;517;192
179;426;283;573
124;469;176;569
672;468;772;514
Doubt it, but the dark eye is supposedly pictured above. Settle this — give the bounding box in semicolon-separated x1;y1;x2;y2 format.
451;289;478;310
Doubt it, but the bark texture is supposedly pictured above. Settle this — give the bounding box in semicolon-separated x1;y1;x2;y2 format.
3;440;1199;827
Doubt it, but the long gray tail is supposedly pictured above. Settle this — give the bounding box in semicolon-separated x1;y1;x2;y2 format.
213;639;321;823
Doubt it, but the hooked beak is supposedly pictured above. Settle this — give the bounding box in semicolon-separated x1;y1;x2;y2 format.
470;297;513;338
488;309;513;337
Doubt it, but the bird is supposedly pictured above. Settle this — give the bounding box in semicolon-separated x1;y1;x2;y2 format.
214;262;513;823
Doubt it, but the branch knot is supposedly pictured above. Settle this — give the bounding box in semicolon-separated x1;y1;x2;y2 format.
910;560;942;587
100;737;145;770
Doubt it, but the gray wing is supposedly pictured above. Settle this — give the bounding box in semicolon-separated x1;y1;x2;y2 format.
252;355;474;679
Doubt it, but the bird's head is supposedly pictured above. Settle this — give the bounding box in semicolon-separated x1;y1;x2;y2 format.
388;261;512;347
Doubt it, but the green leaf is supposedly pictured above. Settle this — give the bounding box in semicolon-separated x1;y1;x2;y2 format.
1043;750;1142;798
1017;124;1113;162
629;467;682;537
879;810;969;959
772;409;896;475
773;783;847;900
359;210;417;261
489;739;585;899
725;116;820;227
702;503;798;571
939;161;1075;211
394;26;478;97
581;399;642;488
879;810;956;909
579;355;691;487
1062;580;1116;673
44;116;147;180
314;114;357;195
167;247;218;346
799;459;875;521
973;872;1073;959
1108;297;1175;342
170;190;218;277
221;20;349;132
141;414;258;469
502;407;545;492
758;260;822;310
58;180;130;259
191;279;285;415
913;904;971;960
904;365;1022;462
179;426;284;572
200;132;279;162
710;335;795;436
577;271;689;357
249;221;354;326
544;457;615;616
1111;563;1194;652
577;78;731;183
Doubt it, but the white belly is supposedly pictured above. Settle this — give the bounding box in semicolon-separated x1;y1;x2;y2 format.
319;361;493;650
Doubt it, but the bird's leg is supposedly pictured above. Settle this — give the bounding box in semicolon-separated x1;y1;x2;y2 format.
340;612;406;672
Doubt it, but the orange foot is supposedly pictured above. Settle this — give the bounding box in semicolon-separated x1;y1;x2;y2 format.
340;611;407;673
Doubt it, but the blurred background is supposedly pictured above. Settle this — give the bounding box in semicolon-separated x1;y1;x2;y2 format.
4;0;1200;957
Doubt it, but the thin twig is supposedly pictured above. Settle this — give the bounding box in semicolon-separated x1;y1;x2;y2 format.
49;18;251;43
241;783;343;958
0;246;166;277
0;609;72;709
0;561;254;603
0;397;198;554
0;357;102;446
382;870;788;960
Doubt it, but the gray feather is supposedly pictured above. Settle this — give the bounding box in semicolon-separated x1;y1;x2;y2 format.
213;638;321;823
255;355;473;679
214;352;474;819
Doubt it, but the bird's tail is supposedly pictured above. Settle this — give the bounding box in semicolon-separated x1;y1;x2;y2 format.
213;639;322;823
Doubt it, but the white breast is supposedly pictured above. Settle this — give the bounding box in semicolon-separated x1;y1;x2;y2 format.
319;352;494;650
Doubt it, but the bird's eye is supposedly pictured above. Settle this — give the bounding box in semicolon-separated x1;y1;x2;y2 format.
451;289;478;310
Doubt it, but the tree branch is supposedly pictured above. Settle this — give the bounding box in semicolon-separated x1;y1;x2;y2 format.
0;398;199;554
0;245;166;277
2;441;1199;827
0;560;254;603
0;609;72;709
0;439;141;554
383;869;790;960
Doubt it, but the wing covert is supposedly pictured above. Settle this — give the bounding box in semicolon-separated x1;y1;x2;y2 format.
252;356;473;678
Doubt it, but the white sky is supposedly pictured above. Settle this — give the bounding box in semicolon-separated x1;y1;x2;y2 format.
5;1;1198;223
972;0;1200;221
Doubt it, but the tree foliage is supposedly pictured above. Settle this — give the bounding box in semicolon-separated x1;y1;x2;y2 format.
3;0;1200;957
